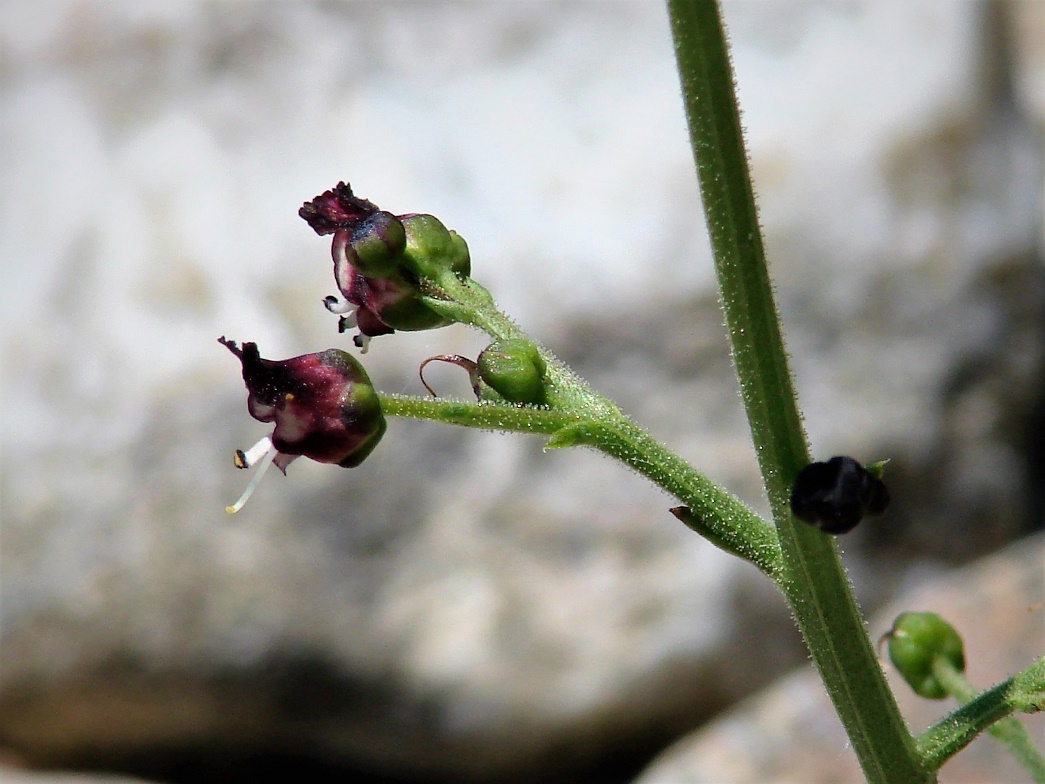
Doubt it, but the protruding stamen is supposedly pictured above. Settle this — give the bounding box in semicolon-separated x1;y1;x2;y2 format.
324;295;354;315
226;437;278;515
353;333;371;353
233;436;275;468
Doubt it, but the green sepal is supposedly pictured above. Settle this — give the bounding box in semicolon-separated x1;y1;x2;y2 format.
371;281;454;332
350;211;407;279
477;340;547;405
400;214;471;280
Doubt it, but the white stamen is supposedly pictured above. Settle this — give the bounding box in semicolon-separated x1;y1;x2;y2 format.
234;435;275;468
337;312;358;334
353;333;371;353
324;295;354;315
226;437;278;515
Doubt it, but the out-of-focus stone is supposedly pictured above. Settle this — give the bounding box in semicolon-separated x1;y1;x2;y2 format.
635;533;1045;784
0;759;158;784
1008;0;1045;126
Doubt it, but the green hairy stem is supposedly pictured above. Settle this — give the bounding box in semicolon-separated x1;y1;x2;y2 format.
665;1;930;781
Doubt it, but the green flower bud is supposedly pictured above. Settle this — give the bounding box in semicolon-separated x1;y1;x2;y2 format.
417;341;547;405
477;340;547;405
887;611;966;699
400;214;471;280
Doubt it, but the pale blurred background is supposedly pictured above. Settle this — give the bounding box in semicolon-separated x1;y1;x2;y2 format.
2;2;1043;783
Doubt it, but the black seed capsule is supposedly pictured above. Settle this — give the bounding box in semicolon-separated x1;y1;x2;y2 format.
789;455;890;534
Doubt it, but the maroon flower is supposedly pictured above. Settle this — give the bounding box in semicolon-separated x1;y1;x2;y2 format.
300;181;470;349
219;337;386;513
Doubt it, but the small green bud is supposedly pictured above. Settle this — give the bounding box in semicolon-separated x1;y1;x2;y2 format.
477;340;547;405
887;611;966;699
400;214;471;279
417;342;547;405
349;211;407;278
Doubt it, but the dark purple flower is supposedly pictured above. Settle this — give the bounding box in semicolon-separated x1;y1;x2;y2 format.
789;456;890;534
219;337;386;513
300;181;470;349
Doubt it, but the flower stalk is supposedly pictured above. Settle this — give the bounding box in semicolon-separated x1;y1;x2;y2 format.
916;656;1045;780
377;383;782;578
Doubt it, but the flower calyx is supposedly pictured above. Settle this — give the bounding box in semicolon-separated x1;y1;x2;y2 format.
300;181;471;350
219;336;386;513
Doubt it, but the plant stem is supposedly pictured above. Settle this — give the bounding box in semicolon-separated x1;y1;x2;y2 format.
666;1;930;781
378;392;580;435
378;387;782;577
917;657;1045;780
594;417;783;576
418;270;783;573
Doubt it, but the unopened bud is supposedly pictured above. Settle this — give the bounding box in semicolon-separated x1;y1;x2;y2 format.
887;611;966;699
477;340;547;405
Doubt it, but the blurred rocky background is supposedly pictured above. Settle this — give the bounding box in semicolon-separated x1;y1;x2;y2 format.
1;1;1042;783
636;534;1045;784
